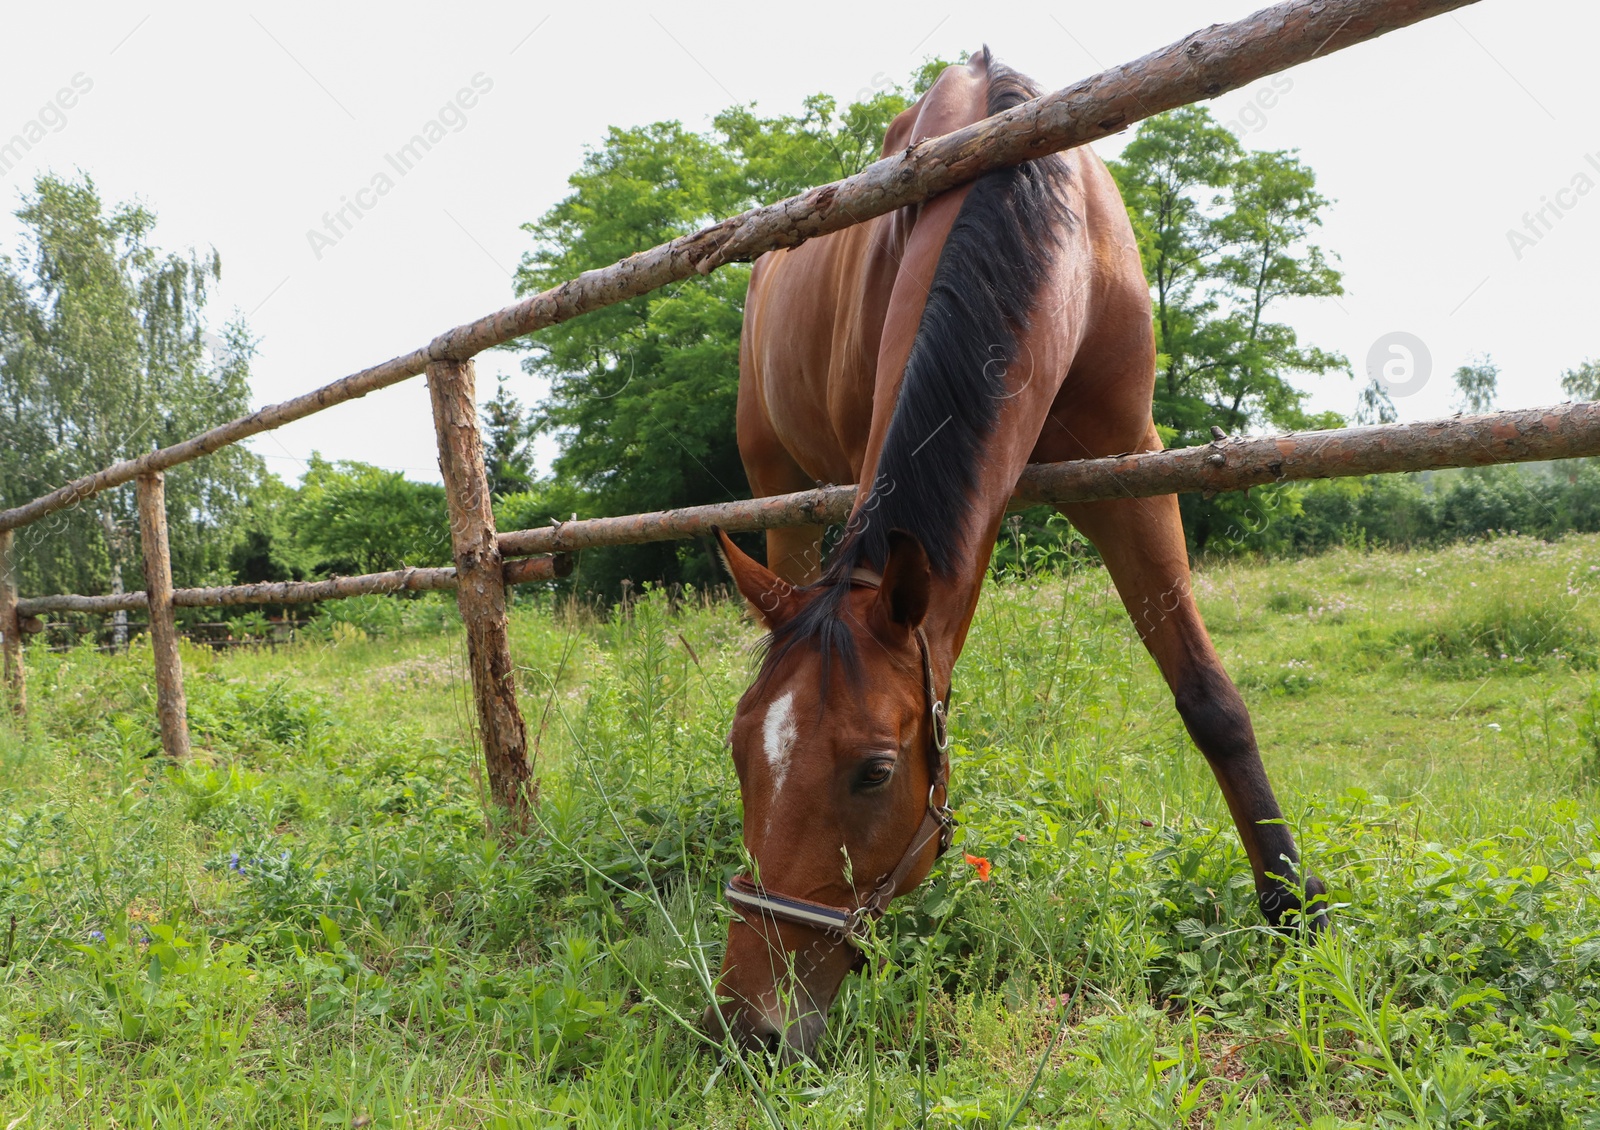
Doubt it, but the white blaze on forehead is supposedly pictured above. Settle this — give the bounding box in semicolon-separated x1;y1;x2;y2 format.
761;690;798;802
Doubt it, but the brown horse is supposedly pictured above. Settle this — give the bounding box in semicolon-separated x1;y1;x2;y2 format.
706;49;1328;1062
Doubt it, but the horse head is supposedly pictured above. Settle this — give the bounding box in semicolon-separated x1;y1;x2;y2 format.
703;527;953;1063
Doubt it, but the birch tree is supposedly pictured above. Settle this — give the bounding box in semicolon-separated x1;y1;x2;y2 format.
0;174;259;624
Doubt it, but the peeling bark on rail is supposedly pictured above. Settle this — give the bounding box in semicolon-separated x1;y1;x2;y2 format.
494;403;1600;556
1011;402;1600;505
16;403;1594;617
430;0;1479;358
498;487;858;557
14;554;570;617
0;0;1480;535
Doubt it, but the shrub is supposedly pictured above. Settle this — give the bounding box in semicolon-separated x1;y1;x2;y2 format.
1396;592;1597;672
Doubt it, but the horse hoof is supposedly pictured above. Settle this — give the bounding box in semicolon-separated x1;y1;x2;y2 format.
1259;876;1332;936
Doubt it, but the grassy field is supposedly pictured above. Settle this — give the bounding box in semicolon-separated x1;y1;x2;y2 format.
2;534;1599;1128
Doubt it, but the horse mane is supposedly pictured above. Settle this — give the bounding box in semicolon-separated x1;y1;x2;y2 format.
761;50;1074;686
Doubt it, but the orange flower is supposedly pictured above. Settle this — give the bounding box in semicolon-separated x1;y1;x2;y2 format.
963;853;992;882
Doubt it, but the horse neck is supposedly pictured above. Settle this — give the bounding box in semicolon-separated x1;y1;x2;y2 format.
917;420;1047;673
843;364;1056;681
841;198;1077;681
834;65;1079;679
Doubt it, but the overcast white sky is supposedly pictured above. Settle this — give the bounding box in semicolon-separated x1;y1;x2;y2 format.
1;1;1591;486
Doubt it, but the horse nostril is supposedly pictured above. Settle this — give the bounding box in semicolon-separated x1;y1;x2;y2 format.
737;1011;785;1056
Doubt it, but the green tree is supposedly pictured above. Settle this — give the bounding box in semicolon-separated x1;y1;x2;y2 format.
715;89;909;202
515;85;909;594
1108;108;1347;446
493;479;591;540
0;173;259;634
1109;107;1243;444
289;456;450;575
1355;377;1398;425
1208;149;1347;431
1452;356;1499;413
1563;359;1600;401
1108;108;1348;551
227;470;313;586
481;381;537;498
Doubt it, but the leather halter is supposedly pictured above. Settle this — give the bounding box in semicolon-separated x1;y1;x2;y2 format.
724;568;956;949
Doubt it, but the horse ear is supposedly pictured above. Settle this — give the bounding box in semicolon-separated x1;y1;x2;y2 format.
876;529;931;629
712;527;796;631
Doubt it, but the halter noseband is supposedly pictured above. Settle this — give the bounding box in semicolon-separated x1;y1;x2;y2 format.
723;568;956;949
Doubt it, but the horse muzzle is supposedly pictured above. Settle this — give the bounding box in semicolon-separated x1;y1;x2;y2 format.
702;998;828;1065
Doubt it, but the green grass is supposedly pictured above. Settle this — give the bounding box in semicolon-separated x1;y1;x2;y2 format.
3;534;1600;1128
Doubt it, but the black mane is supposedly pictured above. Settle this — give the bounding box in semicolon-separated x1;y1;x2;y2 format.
764;50;1074;683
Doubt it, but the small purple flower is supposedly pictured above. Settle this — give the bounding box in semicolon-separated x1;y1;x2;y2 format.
229;850;243;873
88;929;105;944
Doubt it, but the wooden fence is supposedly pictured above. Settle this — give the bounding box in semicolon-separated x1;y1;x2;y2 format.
8;0;1580;816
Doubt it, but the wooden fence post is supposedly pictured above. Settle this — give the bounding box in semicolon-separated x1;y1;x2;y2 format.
0;530;24;717
427;357;533;814
136;472;191;759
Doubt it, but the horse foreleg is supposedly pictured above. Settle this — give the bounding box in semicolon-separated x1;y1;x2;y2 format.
763;525;825;587
1059;492;1330;932
736;424;824;586
736;360;826;586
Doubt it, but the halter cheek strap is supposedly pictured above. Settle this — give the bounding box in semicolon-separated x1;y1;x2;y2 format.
724;573;955;948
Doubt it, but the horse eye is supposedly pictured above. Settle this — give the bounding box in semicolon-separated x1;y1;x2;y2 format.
859;760;895;788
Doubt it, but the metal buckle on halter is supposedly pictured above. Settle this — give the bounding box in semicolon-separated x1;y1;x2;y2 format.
930;698;949;752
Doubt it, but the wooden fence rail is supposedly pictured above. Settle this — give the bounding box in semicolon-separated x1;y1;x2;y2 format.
18;401;1596;614
0;0;1496;803
14;553;570;617
496;403;1600;556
